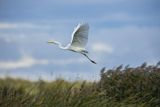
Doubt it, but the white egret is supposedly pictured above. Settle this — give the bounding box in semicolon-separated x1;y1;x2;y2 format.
47;23;96;64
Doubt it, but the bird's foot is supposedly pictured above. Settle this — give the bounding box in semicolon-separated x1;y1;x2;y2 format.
91;60;97;64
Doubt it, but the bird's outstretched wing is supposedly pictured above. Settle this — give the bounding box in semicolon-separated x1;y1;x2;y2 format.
70;23;89;48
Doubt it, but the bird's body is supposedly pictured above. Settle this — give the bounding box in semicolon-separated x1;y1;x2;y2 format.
47;23;96;64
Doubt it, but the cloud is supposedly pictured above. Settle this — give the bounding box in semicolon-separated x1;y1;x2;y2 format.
91;43;113;54
0;55;48;70
102;13;135;22
101;12;160;23
50;58;87;65
0;22;51;29
0;22;32;29
0;54;87;70
57;0;126;4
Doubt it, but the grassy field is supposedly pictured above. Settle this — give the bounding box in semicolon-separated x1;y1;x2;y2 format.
0;62;160;107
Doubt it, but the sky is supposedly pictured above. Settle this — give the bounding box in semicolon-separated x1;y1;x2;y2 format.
0;0;160;81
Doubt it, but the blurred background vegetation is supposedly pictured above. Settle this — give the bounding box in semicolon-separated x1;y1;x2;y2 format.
0;62;160;107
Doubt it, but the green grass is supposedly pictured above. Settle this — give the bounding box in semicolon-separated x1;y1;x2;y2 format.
0;62;160;107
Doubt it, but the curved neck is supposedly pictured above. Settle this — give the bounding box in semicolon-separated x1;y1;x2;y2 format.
54;41;66;49
48;40;67;49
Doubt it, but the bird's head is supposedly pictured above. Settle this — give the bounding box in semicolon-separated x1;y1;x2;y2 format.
47;40;59;45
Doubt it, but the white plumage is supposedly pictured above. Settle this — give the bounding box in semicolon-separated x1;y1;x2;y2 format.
47;23;96;64
70;23;89;48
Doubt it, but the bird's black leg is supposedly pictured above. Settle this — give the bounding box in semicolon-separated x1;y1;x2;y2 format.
82;53;97;64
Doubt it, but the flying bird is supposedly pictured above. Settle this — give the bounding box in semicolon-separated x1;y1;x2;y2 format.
47;23;96;64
